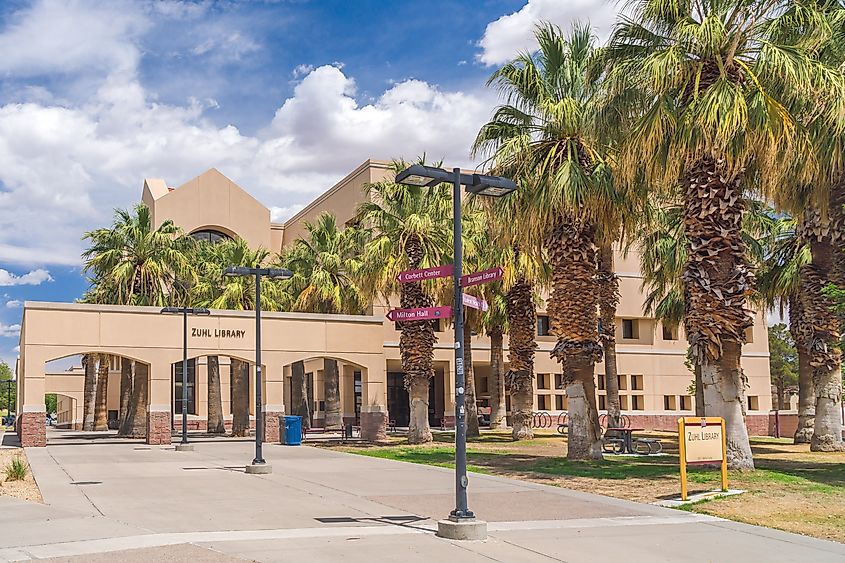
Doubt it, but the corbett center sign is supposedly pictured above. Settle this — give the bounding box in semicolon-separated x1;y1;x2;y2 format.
191;328;247;339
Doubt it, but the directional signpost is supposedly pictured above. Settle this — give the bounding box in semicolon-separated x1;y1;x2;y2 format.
386;306;452;322
462;293;488;312
397;264;454;283
460;267;504;288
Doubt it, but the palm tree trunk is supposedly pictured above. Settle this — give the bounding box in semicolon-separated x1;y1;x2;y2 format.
207;356;225;434
565;356;603;460
547;221;603;461
505;277;536;441
231;359;250;437
117;357;132;435
488;327;507;429
93;354;109;431
291;360;311;431
324;359;342;430
82;354;97;431
800;235;843;452
400;235;436;444
598;244;621;427
682;157;754;469
694;363;705;416
127;362;148;438
790;292;814;443
464;330;480;438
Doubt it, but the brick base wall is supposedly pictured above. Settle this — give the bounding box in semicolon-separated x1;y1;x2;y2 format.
146;411;171;445
19;412;46;447
263;411;283;443
617;413;777;437
770;412;798;437
360;411;388;442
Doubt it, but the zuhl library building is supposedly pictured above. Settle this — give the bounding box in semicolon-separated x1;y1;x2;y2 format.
14;161;775;447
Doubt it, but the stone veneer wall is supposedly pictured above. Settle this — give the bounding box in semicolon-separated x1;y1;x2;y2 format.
146;411;171;445
18;412;47;447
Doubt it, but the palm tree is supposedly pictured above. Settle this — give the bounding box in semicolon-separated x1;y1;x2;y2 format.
358;161;452;444
603;1;844;468
756;214;814;443
82;204;195;438
475;24;630;459
193;238;289;437
81;354;96;431
281;212;367;430
597;244;622;427
93;354;110;431
118;357;133;433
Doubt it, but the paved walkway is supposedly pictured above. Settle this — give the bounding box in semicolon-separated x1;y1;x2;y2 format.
2;432;844;562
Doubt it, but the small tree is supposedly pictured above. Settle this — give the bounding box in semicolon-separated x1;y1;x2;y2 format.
768;324;798;411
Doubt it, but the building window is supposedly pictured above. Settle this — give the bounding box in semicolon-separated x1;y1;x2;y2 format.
537;395;550;410
748;395;759;411
618;375;627;390
631;374;644;391
191;229;231;244
173;359;197;415
597;374;606;391
555;395;564;410
680;395;693;411
663;395;677;410
632;395;644;410
554;374;565;390
662;324;678;341
537;374;548;390
622;319;639;339
479;376;488;394
537;315;551;336
598;394;607;410
620;395;629;411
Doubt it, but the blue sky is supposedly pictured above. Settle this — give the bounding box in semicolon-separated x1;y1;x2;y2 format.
0;0;623;366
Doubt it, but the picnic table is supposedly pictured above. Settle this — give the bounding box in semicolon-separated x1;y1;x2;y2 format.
605;427;645;454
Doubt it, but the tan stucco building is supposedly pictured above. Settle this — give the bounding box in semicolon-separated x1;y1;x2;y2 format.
16;162;774;447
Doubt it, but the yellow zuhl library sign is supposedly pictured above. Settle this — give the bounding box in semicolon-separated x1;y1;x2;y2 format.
678;417;728;501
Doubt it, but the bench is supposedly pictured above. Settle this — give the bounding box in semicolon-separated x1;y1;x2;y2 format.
633;437;662;455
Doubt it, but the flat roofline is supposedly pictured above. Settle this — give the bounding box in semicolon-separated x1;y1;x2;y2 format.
23;301;383;324
283;159;391;228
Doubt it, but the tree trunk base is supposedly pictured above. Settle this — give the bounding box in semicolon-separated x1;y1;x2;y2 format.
810;434;845;452
793;422;814;444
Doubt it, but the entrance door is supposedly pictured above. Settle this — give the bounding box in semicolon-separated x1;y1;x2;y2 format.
387;372;409;427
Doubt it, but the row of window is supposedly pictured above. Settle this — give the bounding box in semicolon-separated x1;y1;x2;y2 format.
534;393;763;412
536;316;680;341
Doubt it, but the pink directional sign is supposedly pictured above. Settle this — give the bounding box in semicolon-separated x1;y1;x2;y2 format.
397;264;454;283
460;267;504;288
386;306;453;322
462;293;489;311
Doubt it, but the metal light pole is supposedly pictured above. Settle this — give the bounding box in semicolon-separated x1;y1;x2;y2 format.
161;306;210;451
395;163;516;539
224;266;292;474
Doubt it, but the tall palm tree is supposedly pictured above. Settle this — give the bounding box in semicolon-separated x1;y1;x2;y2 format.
82;204;195;438
358;161;452;444
81;354;96;432
280;212;367;430
475;24;630;459
93;354;110;431
118;357;133;435
604;1;843;468
193;238;289;437
756;214;813;443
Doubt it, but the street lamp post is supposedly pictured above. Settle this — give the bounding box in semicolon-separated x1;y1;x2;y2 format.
223;266;292;474
395;164;517;540
161;306;211;451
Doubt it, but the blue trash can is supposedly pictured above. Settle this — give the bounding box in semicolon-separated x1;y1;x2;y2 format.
282;416;302;446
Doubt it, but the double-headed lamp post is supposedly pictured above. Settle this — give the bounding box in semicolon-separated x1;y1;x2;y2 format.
223;266;292;474
395;164;517;539
161;306;211;452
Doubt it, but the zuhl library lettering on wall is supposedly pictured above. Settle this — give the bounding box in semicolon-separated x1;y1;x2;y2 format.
191;328;247;339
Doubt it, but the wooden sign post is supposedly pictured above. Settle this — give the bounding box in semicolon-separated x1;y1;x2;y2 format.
677;416;728;501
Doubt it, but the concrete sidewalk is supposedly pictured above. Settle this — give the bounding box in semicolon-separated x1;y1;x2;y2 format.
2;437;843;562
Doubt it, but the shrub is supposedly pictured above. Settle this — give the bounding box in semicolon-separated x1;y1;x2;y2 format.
4;456;28;481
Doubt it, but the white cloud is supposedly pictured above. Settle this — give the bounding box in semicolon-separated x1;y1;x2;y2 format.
0;323;21;338
0;269;53;286
0;2;499;267
270;204;305;223
5;300;22;309
477;0;621;66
